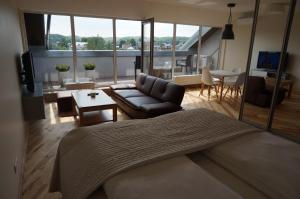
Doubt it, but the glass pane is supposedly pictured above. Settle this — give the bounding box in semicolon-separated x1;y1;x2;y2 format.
38;14;74;89
116;19;141;83
143;22;152;75
153;22;173;80
242;1;288;128
74;16;114;85
272;0;300;140
199;26;222;71
48;15;72;50
175;24;199;76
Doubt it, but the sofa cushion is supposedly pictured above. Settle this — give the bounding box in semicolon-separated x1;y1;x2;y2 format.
136;74;157;95
114;89;145;99
140;102;182;116
125;96;160;109
150;79;185;105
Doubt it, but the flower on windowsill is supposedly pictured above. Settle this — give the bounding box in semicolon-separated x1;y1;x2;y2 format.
55;64;70;72
83;63;96;70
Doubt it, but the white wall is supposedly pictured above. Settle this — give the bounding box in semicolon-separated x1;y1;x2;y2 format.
0;0;25;198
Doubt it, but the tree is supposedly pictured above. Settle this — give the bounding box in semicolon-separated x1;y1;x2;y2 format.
86;37;105;50
81;37;88;42
119;39;126;48
57;37;70;50
129;38;136;48
105;40;113;50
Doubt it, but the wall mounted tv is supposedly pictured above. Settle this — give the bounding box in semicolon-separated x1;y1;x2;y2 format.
257;51;288;71
21;51;35;92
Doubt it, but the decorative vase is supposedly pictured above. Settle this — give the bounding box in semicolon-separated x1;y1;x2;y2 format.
85;69;95;81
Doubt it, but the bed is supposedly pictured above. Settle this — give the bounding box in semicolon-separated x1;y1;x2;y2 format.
50;108;300;199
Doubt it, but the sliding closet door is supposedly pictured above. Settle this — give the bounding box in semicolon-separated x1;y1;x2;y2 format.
240;0;290;129
271;0;300;140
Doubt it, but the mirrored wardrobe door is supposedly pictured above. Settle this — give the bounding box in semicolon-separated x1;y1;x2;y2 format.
271;0;300;141
241;0;291;128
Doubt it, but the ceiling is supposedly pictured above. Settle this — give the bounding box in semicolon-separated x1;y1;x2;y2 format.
143;0;292;13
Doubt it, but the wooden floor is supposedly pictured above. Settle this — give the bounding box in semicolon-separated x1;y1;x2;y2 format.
22;88;299;199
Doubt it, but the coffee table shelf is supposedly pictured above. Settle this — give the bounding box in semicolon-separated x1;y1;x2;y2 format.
72;89;117;126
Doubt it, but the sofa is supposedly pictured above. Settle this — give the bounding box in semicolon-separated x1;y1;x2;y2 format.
111;74;185;119
245;76;286;107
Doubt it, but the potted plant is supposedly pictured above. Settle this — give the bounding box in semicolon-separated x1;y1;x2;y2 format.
83;63;96;80
55;64;70;85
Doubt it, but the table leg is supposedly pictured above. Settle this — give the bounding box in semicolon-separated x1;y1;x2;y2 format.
72;97;77;117
219;77;224;102
200;83;204;96
78;110;84;127
113;106;117;122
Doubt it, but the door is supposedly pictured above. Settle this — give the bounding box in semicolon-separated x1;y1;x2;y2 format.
141;18;154;76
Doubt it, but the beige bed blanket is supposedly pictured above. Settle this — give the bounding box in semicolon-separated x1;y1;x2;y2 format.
50;108;259;199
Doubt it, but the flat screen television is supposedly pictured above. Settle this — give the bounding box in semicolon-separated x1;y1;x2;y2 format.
21;51;35;92
257;51;288;71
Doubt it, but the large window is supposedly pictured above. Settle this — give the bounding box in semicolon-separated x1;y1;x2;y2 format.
37;13;222;89
116;19;141;83
153;22;173;80
74;17;114;85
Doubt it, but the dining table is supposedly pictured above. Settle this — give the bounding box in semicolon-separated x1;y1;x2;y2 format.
210;70;240;101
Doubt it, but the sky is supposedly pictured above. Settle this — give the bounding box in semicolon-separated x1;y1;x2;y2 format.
46;15;201;38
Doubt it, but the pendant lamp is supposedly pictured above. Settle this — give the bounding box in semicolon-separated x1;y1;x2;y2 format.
222;3;236;40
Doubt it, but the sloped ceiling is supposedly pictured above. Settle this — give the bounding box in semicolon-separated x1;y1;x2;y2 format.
143;0;294;13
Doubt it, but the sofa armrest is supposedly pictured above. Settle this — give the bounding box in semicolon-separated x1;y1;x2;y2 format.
140;102;182;116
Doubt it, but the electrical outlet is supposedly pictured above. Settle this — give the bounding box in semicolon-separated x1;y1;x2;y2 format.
14;157;18;174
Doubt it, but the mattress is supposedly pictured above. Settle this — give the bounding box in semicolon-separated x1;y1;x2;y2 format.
204;132;300;199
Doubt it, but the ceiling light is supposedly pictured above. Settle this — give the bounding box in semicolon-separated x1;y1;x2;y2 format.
222;3;236;40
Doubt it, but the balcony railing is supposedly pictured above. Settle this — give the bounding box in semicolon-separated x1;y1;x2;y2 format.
31;48;218;91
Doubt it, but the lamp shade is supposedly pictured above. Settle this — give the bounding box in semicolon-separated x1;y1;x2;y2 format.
222;24;234;40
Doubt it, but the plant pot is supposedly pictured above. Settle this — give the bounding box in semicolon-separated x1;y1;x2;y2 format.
58;71;69;86
85;69;95;81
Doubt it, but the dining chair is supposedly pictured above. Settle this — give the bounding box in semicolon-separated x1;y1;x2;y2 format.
224;72;246;98
200;67;220;100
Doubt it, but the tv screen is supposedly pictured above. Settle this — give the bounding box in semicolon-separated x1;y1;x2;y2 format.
257;51;288;71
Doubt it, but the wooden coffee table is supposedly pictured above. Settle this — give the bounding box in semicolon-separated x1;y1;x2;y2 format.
72;89;117;126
